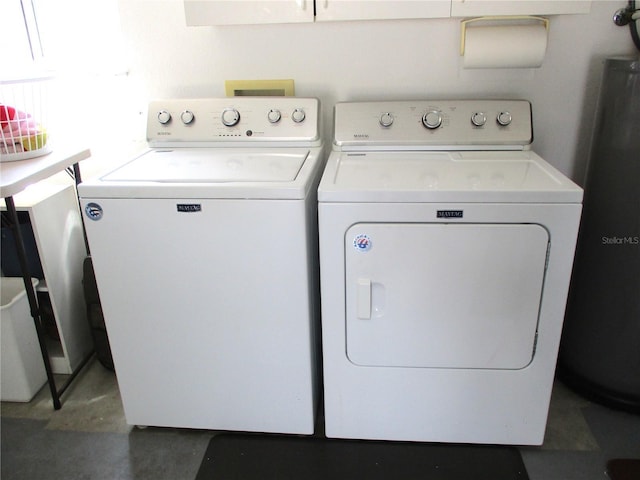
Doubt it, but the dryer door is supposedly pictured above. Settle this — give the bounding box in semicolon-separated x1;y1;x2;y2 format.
345;223;549;369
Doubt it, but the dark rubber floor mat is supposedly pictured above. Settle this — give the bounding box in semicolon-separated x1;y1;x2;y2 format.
607;459;640;480
195;433;529;480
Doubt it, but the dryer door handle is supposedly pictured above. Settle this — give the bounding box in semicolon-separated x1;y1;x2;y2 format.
357;278;371;319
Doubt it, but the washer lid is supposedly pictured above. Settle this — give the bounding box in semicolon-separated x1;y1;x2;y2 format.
78;146;324;199
318;150;583;203
102;148;308;183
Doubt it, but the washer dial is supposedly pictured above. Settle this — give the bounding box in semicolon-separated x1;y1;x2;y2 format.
292;108;306;123
221;108;241;127
267;109;282;123
181;110;195;125
422;110;442;129
157;110;171;125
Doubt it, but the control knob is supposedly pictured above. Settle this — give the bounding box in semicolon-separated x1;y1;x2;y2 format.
268;109;282;123
379;112;394;127
181;110;195;125
497;111;512;126
291;108;306;123
471;112;486;127
422;110;442;130
221;108;241;127
157;110;172;125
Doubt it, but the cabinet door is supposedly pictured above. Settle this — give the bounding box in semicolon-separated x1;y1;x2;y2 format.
316;0;450;21
185;0;314;26
451;0;590;17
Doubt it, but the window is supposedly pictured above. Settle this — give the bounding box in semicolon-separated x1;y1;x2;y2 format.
1;0;125;76
35;0;127;75
1;1;42;71
1;0;140;162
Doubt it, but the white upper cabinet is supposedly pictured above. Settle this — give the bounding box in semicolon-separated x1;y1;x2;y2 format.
450;0;591;17
184;0;592;26
185;0;449;25
315;1;450;22
184;0;314;26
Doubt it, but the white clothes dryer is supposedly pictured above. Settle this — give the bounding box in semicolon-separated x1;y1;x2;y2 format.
318;100;583;445
79;98;325;434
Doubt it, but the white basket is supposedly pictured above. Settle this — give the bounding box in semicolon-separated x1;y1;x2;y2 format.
1;74;53;163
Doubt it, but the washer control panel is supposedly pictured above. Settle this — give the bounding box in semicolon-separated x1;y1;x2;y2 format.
335;100;532;149
147;97;319;143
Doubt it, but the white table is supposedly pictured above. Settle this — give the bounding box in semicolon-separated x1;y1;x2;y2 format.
1;147;92;409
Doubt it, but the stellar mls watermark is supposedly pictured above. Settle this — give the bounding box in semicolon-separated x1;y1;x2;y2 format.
602;236;639;245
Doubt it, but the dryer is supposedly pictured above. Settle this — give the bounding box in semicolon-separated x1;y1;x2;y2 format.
318;100;583;445
79;97;324;434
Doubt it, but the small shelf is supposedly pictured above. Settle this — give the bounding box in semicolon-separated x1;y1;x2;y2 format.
1;146;92;410
35;279;48;292
44;335;68;374
1;178;92;376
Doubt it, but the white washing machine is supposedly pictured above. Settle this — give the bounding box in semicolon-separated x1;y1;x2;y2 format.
318;100;583;445
78;97;324;434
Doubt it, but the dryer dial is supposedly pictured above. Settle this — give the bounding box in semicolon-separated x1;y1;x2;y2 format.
497;111;512;126
379;112;394;127
471;112;487;127
422;110;442;129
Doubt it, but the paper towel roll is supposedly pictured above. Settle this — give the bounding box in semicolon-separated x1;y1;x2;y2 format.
463;24;548;69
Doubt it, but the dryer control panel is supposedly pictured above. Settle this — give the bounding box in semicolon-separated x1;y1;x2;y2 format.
147;97;320;145
334;100;532;150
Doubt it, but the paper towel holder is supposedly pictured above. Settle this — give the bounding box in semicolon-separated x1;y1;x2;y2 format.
460;16;550;56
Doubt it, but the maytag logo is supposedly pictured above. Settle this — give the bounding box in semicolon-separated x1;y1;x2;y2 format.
354;133;369;139
437;210;463;218
177;204;202;213
85;203;103;221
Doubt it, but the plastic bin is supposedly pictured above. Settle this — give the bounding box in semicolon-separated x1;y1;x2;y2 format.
1;277;46;402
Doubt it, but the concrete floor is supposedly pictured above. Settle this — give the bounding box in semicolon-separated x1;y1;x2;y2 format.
2;358;639;480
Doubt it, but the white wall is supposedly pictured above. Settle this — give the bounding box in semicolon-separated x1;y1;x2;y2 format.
116;0;638;184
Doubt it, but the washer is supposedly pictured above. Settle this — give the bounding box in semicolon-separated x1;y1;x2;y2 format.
78;97;324;434
318;100;583;445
